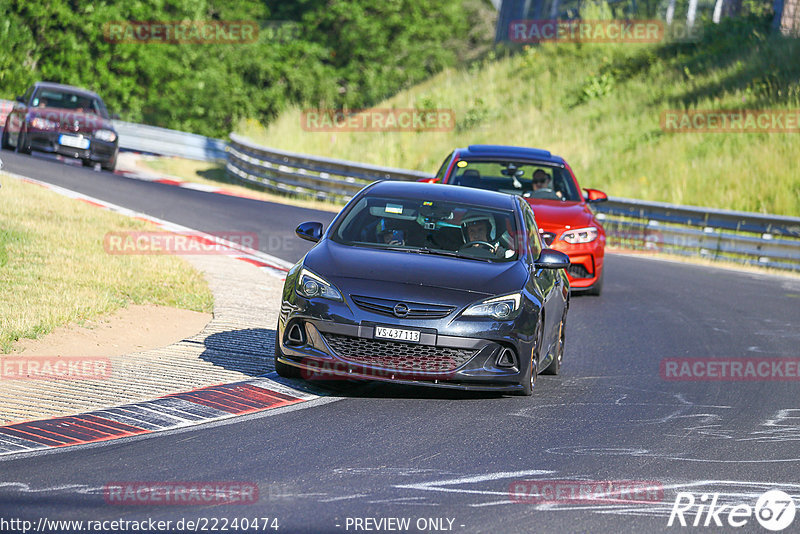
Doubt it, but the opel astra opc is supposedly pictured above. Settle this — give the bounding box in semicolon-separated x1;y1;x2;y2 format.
274;181;570;395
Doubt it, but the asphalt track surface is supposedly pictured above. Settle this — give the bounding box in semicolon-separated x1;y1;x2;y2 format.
1;150;799;533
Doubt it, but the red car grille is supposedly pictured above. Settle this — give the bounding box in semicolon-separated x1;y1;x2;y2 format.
322;333;474;373
567;263;593;278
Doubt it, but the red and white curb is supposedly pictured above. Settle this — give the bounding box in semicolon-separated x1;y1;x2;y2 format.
0;377;319;456
0;170;320;456
114;167;268;202
4;169;294;279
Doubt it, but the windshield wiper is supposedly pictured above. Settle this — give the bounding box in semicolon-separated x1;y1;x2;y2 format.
415;247;493;262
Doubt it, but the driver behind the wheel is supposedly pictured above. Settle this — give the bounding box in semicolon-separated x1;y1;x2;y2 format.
376;218;405;246
531;169;551;191
461;213;504;257
531;169;563;199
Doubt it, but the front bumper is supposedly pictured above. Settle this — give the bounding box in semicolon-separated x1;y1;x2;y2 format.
277;315;532;393
545;235;604;290
28;129;117;164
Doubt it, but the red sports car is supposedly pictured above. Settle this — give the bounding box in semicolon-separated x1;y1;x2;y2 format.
428;145;607;295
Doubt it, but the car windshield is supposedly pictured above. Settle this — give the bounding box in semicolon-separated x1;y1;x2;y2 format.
332;195;519;262
31;89;106;117
449;160;581;202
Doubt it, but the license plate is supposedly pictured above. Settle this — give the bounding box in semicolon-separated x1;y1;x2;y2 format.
375;326;420;343
58;134;90;149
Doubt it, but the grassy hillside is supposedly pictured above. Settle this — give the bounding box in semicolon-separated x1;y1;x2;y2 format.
238;16;800;216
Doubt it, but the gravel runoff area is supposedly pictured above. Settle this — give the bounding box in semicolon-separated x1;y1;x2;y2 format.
0;254;285;425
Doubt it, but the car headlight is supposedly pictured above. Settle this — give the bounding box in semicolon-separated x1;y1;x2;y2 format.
295;268;342;301
93;129;117;142
30;117;57;130
462;292;522;320
561;227;598;244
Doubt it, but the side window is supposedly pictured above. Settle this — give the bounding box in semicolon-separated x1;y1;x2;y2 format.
522;202;542;258
23;86;35;105
434;153;453;183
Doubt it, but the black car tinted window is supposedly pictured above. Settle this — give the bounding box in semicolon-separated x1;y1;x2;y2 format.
332;195;519;262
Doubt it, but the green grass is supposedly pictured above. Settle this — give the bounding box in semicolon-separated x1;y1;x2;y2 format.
236;16;800;216
0;173;213;353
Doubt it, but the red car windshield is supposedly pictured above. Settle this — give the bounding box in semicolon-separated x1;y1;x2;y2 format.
31;89;107;117
448;160;581;202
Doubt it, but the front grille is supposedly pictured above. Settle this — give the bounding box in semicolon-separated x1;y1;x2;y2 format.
322;333;474;373
567;263;592;279
351;295;455;319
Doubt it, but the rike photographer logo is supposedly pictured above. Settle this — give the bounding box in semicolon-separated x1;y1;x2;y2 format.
668;490;796;531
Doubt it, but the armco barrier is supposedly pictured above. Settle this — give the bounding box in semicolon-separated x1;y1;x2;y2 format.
111;120;227;162
226;132;431;202
0;99;13;130
225;135;800;271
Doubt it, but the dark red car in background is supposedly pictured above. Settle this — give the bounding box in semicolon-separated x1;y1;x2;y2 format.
2;81;118;171
429;145;608;295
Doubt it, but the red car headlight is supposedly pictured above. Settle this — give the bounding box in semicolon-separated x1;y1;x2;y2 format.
30;117;57;130
561;227;598;244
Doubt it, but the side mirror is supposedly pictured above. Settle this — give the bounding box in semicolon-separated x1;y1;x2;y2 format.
15;95;25;104
534;248;570;269
296;221;323;243
110;112;121;120
584;188;608;203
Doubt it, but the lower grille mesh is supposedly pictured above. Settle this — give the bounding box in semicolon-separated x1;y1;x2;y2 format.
322;334;474;373
567;263;592;279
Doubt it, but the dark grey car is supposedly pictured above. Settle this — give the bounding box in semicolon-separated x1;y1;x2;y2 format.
2;82;119;171
275;181;570;395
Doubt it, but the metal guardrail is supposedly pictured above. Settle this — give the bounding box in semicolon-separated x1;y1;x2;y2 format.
226;133;431;202
0;100;13;129
225;135;800;271
112;120;227;162
595;202;800;271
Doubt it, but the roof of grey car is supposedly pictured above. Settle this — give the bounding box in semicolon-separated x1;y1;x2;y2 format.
366;180;518;210
35;82;102;100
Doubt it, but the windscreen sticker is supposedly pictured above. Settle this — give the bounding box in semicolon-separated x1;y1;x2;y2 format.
385;204;404;214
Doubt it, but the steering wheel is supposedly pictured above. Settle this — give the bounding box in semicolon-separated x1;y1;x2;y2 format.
459;241;495;252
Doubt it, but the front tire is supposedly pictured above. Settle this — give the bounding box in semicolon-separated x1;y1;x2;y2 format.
586;268;603;296
15;128;30;154
542;311;566;375
518;319;543;396
101;152;117;172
